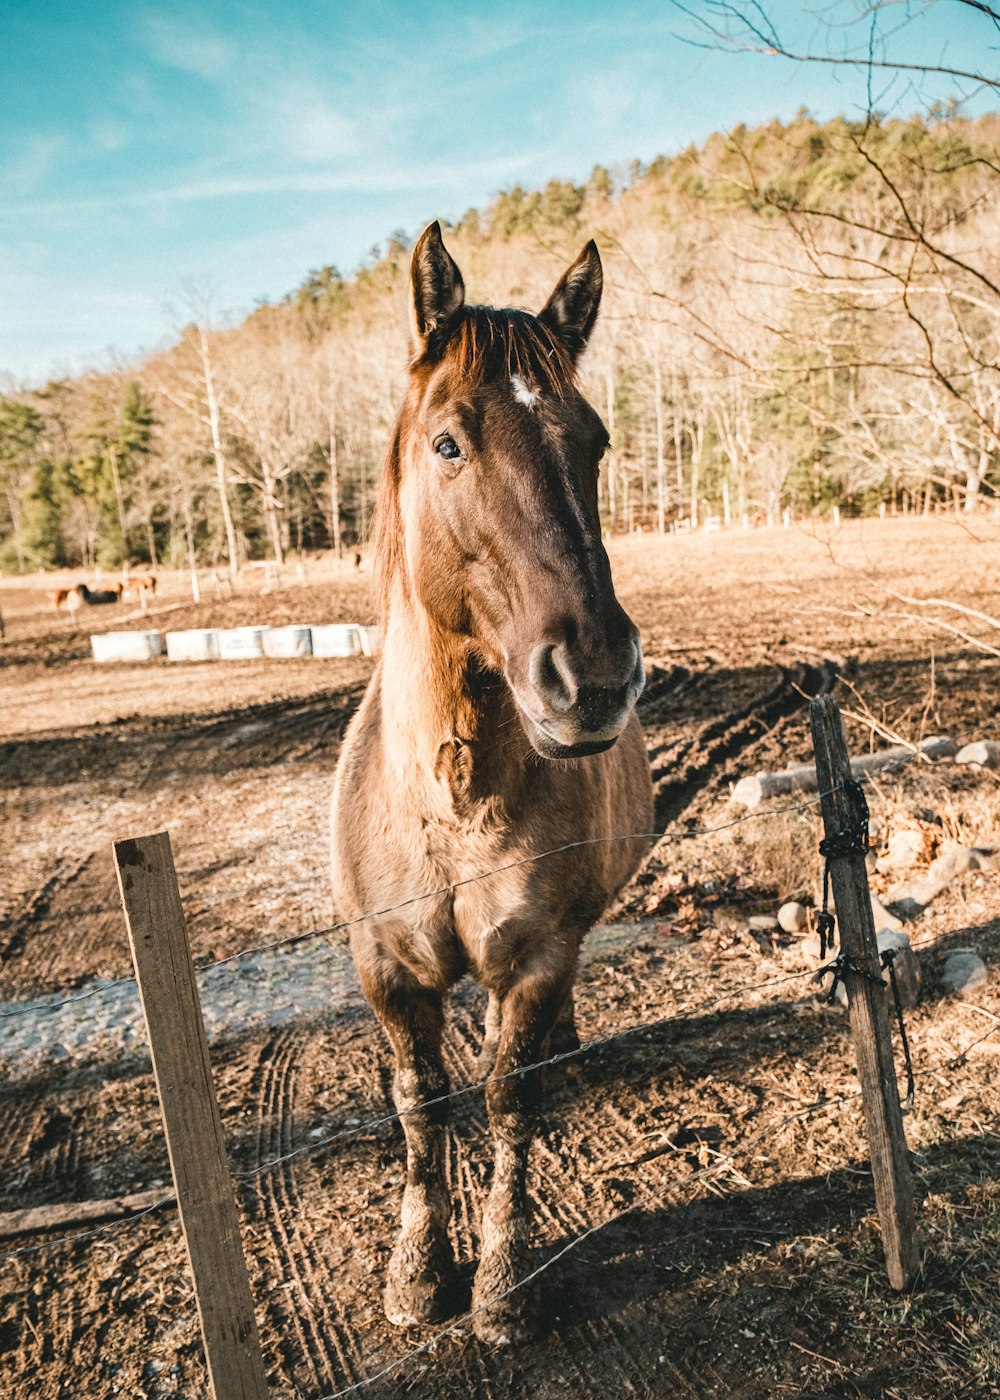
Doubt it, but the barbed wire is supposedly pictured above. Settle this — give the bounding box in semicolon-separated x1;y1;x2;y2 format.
315;1018;1000;1399
0;958;820;1264
0;723;988;1028
1;937;992;1271
0;708;995;1289
0;1193;176;1265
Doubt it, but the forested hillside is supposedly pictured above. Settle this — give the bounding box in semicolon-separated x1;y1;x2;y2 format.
3;108;999;574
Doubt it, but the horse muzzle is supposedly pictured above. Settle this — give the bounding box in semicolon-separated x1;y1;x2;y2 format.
510;634;646;760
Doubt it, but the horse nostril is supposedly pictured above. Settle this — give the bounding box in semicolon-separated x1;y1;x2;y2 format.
528;642;578;712
629;640;646;700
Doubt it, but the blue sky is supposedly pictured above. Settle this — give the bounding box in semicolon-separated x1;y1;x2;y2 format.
2;0;996;385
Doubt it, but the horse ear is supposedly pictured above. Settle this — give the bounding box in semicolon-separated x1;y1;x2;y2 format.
409;221;465;358
538;240;603;361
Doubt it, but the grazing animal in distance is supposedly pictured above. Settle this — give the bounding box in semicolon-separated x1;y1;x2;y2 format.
50;586;83;625
122;574;157;609
76;582;124;606
331;223;653;1343
123;572;156;595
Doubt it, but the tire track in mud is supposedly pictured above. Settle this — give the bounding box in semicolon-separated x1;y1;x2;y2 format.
648;658;839;832
0;1099;85;1217
0;852;124;1001
247;1030;364;1396
158;687;367;781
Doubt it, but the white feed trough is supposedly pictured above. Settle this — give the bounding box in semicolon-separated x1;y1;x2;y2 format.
262;625;312;658
91;630;163;663
165;628;220;662
217;626;267;660
310;624;361;658
356;625;379;657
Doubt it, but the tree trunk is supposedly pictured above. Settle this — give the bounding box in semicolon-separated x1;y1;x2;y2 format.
328;403;342;560
689;415;705;530
182;493;201;603
144;481;158;566
107;443;128;561
653;356;666;534
198;326;240;576
260;460;284;567
4;489;25;572
671;371;684;522
965;444;990;512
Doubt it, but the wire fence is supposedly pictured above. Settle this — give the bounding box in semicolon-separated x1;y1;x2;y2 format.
317;1021;1000;1400
2;710;999;1397
0;912;991;1269
0;727;983;1028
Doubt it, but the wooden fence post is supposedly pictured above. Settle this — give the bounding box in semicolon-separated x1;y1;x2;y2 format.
114;832;269;1400
809;696;920;1290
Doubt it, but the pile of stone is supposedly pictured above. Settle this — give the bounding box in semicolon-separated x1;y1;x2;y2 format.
740;831;994;1008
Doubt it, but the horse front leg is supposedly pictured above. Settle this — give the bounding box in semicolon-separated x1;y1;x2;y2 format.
354;943;457;1326
472;957;574;1345
479;984;577;1075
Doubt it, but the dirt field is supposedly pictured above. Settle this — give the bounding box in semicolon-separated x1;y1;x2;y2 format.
3;518;1000;1399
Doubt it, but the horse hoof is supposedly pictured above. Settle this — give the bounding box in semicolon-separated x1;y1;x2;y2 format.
384;1256;459;1328
470;1298;535;1347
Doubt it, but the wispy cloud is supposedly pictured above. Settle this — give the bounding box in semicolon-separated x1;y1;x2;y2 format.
259;86;360;164
139;9;238;81
88;118;131;153
4;151;544;220
2;133;68;195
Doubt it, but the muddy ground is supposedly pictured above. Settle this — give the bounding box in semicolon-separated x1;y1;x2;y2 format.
2;518;1000;1399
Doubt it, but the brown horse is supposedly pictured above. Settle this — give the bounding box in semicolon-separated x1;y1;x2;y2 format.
331;223;653;1344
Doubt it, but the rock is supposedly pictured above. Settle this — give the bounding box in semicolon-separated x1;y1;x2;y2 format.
942;952;988;997
777;901;808;934
748;914;779;931
871;893;903;931
927;846;977;886
800;933;823;962
929;845;1000;883
891;844;1000;917
889;885;939;919
812;930;920;1009
955;740;1000;769
875;828;926;875
876;929;920;1008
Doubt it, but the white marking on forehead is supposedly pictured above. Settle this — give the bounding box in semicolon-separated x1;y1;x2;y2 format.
511;374;540;409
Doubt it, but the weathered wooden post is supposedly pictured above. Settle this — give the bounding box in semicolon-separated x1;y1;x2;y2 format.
809;696;920;1290
114;832;269;1400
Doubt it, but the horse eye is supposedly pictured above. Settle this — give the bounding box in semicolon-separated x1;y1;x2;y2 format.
435;435;461;461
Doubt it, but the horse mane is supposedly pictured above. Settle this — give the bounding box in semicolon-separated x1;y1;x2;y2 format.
372;306;575;622
372;420;405;624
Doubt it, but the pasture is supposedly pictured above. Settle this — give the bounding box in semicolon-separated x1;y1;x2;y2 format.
2;516;1000;1399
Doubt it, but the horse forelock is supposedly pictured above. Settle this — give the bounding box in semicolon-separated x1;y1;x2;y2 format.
411;306;574;398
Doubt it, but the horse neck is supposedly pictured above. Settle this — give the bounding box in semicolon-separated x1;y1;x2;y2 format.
379;583;522;801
